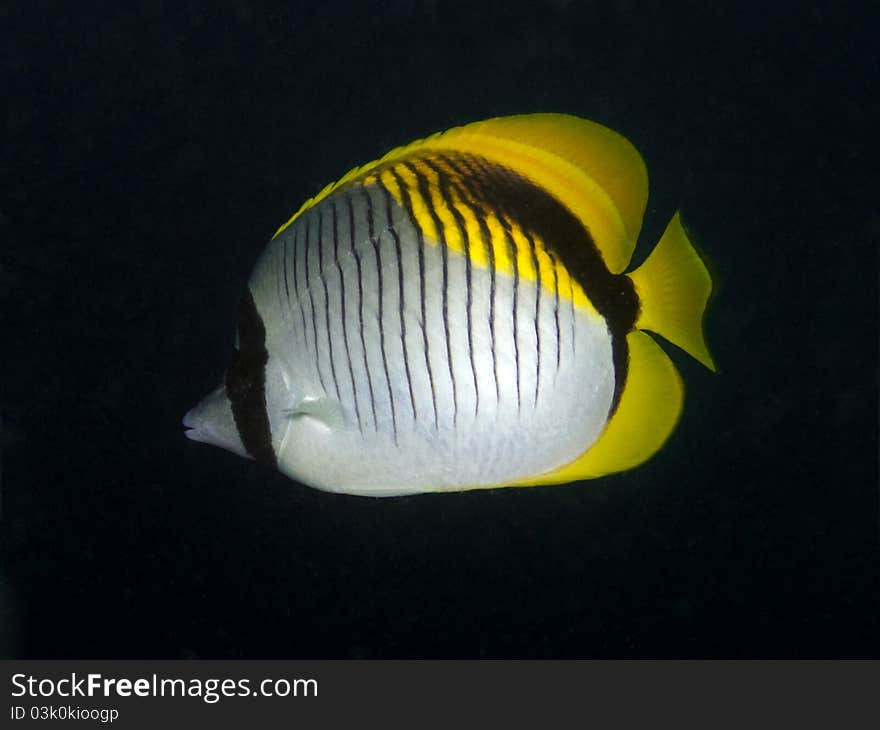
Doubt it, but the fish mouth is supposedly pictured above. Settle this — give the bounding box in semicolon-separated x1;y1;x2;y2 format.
182;408;208;443
181;390;250;459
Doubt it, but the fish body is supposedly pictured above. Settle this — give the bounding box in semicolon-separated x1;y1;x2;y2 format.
184;114;715;496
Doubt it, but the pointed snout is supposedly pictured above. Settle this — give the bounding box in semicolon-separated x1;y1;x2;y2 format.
182;385;251;459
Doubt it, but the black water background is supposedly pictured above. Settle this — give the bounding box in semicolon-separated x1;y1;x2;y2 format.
1;0;876;658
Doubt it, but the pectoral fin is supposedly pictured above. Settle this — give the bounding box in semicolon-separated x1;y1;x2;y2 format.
288;394;348;433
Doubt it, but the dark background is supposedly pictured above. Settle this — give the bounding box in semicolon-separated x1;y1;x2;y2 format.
2;0;876;658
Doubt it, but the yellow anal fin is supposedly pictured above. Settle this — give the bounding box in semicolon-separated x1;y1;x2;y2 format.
627;212;716;370
519;330;684;485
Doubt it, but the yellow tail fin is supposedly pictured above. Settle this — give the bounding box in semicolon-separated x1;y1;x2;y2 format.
627;213;716;370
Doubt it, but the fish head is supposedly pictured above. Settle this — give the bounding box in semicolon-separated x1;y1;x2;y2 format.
183;382;248;459
183;350;298;466
183;288;297;466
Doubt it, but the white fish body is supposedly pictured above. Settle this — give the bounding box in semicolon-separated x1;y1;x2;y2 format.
184;114;715;496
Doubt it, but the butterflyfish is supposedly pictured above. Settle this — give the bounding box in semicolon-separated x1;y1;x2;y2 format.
183;113;715;496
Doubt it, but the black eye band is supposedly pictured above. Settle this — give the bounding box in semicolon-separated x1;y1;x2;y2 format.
225;289;277;466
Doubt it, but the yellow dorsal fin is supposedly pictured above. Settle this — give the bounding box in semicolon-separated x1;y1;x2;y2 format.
273;114;648;274
517;330;684;485
445;114;648;269
627;212;716;370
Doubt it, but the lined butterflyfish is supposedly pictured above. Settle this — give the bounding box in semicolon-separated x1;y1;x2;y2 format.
183;113;715;497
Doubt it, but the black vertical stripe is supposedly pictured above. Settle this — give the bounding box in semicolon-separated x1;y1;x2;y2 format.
466;154;575;378
443;153;639;413
275;237;284;314
360;189;384;434
290;227;300;298
282;229;291;303
569;275;576;357
317;210;343;408
369;151;638;416
526;231;542;408
484;211;500;406
500;218;522;413
304;216;326;392
549;251;562;375
377;177;417;424
346;198;369;435
406;161;458;425
226;289;276;467
455;156;522;412
423;157;480;417
466;155;536;412
333;200;366;433
390;165;439;429
292;227;308;345
438;154;500;405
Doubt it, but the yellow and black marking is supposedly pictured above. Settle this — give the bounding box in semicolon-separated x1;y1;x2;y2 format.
262;113;714;485
356;151;640;413
272;117;645;417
